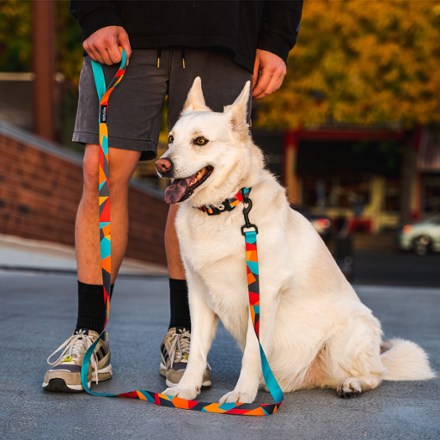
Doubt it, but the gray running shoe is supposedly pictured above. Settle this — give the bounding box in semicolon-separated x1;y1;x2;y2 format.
160;327;212;388
42;329;112;392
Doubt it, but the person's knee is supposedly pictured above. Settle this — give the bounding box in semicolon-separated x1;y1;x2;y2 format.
82;145;100;197
109;149;141;187
81;145;139;197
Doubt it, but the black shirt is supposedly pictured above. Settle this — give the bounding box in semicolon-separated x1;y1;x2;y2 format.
71;0;303;72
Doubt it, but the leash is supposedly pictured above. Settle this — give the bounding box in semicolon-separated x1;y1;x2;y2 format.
81;49;284;416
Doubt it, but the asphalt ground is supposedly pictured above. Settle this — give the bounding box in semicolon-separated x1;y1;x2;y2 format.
0;272;439;440
353;249;440;288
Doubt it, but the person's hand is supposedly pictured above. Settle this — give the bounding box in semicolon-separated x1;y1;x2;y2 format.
252;49;287;99
83;26;132;65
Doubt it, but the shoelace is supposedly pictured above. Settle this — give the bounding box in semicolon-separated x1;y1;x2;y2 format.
166;330;191;367
47;332;99;383
165;330;212;372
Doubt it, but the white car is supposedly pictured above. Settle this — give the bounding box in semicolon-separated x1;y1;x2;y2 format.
398;214;440;256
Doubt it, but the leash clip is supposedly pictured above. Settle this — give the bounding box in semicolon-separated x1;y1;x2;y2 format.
241;188;258;235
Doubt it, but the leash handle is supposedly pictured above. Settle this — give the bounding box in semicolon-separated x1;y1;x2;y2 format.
81;52;284;415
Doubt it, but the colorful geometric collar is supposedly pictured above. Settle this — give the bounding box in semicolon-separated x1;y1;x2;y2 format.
196;187;251;216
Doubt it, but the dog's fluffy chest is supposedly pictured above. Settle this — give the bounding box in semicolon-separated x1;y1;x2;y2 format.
178;206;245;270
177;205;250;329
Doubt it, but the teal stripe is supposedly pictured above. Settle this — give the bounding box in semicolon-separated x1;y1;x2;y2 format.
91;60;106;101
139;390;156;403
81;332;117;397
247;261;259;275
245;230;257;244
219;402;238;411
120;48;127;69
100;237;111;258
260;345;284;402
102;136;109;155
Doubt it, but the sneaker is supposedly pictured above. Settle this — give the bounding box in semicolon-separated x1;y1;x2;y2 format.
160;327;212;388
42;329;112;392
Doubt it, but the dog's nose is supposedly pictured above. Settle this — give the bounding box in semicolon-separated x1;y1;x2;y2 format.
156;157;174;176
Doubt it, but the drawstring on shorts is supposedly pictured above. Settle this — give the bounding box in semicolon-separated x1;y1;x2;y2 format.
156;48;186;69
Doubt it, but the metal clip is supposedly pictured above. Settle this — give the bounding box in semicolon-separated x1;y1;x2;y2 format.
241;189;258;235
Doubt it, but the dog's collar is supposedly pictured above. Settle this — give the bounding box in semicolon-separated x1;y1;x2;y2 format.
195;187;251;216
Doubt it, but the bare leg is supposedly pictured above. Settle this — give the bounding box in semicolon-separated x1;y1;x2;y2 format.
164;204;186;279
75;144;141;284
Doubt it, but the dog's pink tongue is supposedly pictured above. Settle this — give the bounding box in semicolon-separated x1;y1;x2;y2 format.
164;179;188;204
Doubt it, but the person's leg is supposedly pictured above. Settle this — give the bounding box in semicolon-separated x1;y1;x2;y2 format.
76;145;141;284
164;204;191;331
43;146;141;393
165;204;186;280
44;50;168;392
74;145;141;333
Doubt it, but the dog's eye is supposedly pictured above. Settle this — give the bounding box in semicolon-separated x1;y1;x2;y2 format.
168;135;174;144
193;136;209;146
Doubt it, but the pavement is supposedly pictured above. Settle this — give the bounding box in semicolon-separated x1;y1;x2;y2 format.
0;235;439;440
0;234;167;276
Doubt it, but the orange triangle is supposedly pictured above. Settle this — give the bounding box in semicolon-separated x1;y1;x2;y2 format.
102;224;111;236
170;396;191;409
244;407;266;416
101;256;111;273
136;390;147;401
247;273;256;285
202;403;226;413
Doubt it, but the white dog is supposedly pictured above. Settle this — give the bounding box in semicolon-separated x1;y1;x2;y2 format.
156;78;435;404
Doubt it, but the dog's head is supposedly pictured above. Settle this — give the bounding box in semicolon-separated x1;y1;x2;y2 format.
156;77;259;206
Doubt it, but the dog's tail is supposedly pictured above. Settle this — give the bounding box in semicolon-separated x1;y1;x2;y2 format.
381;338;436;381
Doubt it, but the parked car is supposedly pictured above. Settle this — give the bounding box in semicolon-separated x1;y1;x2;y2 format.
398;214;440;256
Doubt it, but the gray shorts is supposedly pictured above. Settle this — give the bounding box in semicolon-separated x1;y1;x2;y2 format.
73;48;252;160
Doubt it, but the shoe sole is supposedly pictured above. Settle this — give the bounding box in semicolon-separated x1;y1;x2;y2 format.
42;365;113;393
42;378;87;393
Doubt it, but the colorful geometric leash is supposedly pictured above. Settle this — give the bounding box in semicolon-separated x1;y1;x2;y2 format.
240;187;284;407
81;49;284;416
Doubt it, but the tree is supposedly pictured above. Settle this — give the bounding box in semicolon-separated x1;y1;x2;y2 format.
0;0;32;72
256;0;440;129
0;0;83;85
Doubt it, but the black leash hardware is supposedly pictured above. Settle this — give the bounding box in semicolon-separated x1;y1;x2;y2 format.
241;188;259;235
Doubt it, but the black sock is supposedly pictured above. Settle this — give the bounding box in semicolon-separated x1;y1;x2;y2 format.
75;281;114;334
168;278;191;331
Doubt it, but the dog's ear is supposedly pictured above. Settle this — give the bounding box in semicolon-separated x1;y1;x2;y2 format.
181;77;211;114
224;81;251;137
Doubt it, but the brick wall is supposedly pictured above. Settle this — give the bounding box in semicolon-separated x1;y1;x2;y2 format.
0;122;168;265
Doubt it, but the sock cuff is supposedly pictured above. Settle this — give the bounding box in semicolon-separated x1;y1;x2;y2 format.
168;278;190;331
78;281;115;296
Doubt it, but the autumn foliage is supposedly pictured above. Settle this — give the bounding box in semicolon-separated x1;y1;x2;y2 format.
256;0;440;129
1;0;440;131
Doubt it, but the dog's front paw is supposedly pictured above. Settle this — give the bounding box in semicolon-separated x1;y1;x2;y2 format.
219;389;257;404
337;378;362;399
162;386;200;401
